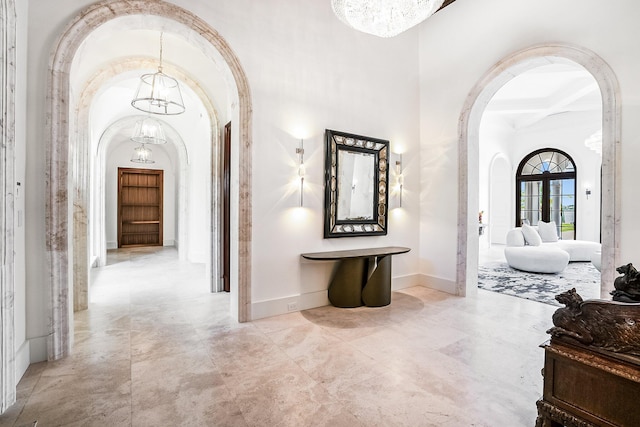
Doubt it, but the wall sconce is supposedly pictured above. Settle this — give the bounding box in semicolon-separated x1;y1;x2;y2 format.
296;139;305;206
395;154;404;207
585;188;592;199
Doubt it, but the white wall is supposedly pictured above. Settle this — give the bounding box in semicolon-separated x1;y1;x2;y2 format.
419;0;640;287
479;116;515;246
187;0;423;316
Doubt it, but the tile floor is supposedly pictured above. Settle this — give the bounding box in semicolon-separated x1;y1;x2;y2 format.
1;247;557;426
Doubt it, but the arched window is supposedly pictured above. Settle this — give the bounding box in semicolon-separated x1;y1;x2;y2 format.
516;148;576;240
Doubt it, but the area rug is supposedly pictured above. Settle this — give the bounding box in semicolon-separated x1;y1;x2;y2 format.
478;261;601;306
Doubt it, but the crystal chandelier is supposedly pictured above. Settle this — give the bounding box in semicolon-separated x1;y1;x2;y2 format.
131;117;167;145
331;0;445;38
131;144;155;164
131;32;185;115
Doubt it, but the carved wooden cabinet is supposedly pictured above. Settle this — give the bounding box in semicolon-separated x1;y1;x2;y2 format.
536;339;640;427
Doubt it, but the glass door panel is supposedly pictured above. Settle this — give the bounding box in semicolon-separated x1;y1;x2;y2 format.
551;179;575;240
520;181;542;226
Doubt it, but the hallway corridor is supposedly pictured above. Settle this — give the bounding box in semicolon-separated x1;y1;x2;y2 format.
1;247;556;426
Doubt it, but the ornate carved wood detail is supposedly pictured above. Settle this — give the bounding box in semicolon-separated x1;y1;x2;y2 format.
611;262;640;302
546;288;640;356
536;400;599;427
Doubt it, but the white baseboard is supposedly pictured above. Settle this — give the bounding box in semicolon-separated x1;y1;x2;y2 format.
29;336;47;363
107;241;117;250
163;240;175;247
15;339;30;382
392;274;421;290
419;274;457;294
252;274;429;320
251;290;329;320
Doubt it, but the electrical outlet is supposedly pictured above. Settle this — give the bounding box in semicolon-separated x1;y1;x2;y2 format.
287;302;298;312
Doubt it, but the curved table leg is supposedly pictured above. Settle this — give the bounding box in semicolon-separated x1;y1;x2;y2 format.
328;257;366;308
362;255;392;307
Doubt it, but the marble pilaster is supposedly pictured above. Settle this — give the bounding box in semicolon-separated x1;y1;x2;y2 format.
0;0;17;415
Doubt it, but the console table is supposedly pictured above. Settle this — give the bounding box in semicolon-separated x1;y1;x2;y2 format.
536;339;640;427
301;246;410;308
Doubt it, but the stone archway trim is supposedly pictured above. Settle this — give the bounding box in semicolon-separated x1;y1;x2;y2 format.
457;43;620;298
0;0;16;414
46;0;252;360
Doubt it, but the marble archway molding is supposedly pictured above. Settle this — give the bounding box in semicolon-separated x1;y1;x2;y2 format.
46;0;252;360
0;0;16;414
75;58;218;312
457;43;620;298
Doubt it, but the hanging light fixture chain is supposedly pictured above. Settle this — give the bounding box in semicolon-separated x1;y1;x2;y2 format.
158;32;164;72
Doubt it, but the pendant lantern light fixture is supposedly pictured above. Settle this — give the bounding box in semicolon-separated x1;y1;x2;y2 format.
131;116;167;145
130;144;155;164
131;32;185;115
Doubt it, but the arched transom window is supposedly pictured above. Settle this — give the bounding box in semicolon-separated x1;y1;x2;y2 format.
516;148;576;240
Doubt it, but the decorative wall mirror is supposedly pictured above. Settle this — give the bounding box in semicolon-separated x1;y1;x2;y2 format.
324;129;389;238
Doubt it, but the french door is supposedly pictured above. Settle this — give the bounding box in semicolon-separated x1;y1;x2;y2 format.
516;149;576;240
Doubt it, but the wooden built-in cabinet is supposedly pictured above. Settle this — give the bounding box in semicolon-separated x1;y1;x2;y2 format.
118;168;163;248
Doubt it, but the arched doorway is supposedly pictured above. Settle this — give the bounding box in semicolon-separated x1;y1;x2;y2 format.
45;0;253;360
458;44;620;299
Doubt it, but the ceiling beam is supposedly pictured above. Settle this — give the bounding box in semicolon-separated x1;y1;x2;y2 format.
438;0;457;12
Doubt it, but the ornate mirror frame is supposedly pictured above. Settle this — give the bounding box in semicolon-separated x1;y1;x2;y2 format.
324;129;389;238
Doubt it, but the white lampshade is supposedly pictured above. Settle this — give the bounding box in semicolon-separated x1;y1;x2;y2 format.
331;0;445;38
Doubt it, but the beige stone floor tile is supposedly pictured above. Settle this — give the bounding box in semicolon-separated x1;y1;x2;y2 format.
224;360;336;426
288;340;384;396
265;322;343;360
331;369;473;427
253;311;311;334
130;327;203;359
14;391;131;427
131;366;243;426
203;326;294;374
2;247;561;426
